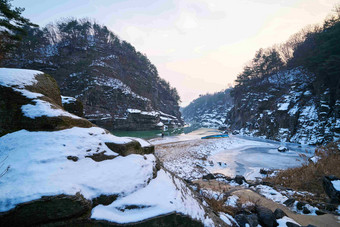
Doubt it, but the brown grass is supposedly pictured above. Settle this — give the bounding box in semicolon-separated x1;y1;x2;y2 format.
265;142;340;197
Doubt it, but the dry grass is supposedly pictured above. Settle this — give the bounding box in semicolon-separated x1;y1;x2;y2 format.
265;142;340;196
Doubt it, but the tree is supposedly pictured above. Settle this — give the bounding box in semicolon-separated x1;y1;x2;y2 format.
0;0;37;62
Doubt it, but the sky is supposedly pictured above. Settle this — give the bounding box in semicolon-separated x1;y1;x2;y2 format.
12;0;338;106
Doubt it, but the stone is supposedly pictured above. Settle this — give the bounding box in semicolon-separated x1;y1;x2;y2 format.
234;175;247;185
302;207;311;214
277;146;288;152
0;193;92;226
256;206;277;227
62;96;84;117
202;174;215;180
286;222;300;227
67;156;79;162
296;201;306;211
323;175;340;203
235;214;249;227
315;210;326;215
283;198;295;207
274;208;286;219
105;141;154;157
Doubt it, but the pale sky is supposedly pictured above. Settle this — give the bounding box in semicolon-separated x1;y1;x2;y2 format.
13;0;338;106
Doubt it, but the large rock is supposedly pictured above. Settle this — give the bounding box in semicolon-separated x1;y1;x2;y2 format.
323;175;340;203
0;69;92;135
0;193;92;226
61;95;84;117
256;206;277;227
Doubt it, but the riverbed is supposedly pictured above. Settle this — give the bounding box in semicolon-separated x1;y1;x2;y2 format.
151;128;315;180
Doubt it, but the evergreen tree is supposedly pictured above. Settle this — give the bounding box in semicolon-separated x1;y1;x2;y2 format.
0;0;37;62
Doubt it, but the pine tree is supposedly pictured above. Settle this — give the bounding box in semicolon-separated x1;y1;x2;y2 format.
0;0;37;62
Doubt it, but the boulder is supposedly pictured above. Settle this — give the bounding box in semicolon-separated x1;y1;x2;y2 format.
286;222;300;227
202;174;215;180
0;193;92;226
323;175;340;203
234;175;247;185
61;96;84;117
105;140;154;157
277;146;288;152
256;206;277;227
0;69;92;135
274;208;286;219
283;198;295;207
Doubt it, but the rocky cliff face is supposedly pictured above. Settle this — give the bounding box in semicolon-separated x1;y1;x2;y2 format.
0;68;222;226
227;68;339;145
3;19;182;130
182;89;233;128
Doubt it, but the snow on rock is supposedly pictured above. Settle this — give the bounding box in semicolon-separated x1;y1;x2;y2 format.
0;127;155;212
61;95;77;104
219;212;237;226
224;195;239;207
91;169;214;226
277;216;300;227
21;99;80;119
254;185;288;204
0;68;43;88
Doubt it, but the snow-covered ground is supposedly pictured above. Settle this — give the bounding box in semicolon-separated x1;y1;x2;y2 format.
0;127;214;225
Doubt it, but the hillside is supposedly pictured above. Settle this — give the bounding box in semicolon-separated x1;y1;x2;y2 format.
2;19;182;130
227;12;340;145
182;89;233;128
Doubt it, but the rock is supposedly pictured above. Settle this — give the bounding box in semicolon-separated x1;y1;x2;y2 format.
286;222;300;227
283;198;295;207
323;175;340;203
302;206;311;214
62;96;84;117
277;146;288;152
67;156;79;162
0;193;92;226
91;194;118;207
256;206;277;227
209;160;214;166
0;70;93;136
234;175;247;185
274;208;286;219
202;174;215;180
260;168;274;175
105;140;154;157
235;214;249;227
232;130;240;135
246;214;259;227
315;210;326;215
296;201;306;211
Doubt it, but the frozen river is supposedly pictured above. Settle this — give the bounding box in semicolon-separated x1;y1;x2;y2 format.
152;128;316;180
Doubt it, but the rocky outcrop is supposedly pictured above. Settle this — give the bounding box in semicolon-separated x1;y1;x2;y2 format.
91;109;182;131
0;69;92;136
227;68;339;145
323;175;340;203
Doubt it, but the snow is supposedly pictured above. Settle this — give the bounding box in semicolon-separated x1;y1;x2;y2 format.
277;216;300;226
91;169;214;226
224;195;239;207
156;122;164;127
0;127;153;212
61;95;77;104
332;180;340;191
22;99;81;119
278;102;289;111
0;68;43;88
254;185;288;204
219;212;237;226
127;108;141;114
